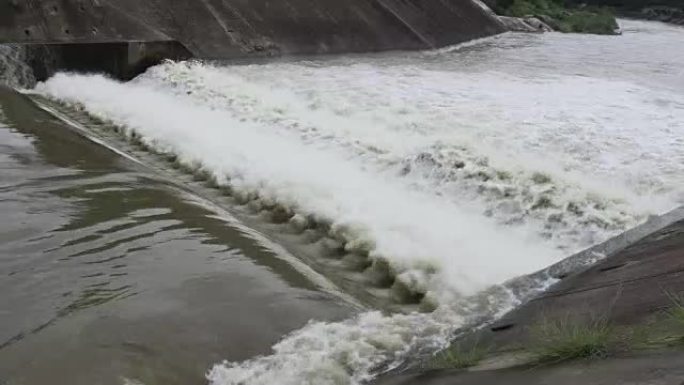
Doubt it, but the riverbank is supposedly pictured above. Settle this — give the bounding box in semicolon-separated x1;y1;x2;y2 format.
633;6;684;25
491;0;620;34
561;0;684;25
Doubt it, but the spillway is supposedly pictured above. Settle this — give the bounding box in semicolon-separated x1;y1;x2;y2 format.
1;18;683;385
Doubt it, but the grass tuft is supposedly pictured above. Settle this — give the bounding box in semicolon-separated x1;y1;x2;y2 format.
665;292;684;335
429;339;490;369
530;316;614;363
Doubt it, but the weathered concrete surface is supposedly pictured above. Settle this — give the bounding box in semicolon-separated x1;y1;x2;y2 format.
0;0;505;80
377;350;684;385
487;217;684;343
0;0;194;81
376;217;684;384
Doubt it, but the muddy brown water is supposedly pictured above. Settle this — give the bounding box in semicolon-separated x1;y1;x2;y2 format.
0;88;354;385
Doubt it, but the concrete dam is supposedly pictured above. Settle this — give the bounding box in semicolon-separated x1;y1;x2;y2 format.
0;0;505;80
1;2;684;385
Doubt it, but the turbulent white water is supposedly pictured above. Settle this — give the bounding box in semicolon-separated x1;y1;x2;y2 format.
36;19;684;385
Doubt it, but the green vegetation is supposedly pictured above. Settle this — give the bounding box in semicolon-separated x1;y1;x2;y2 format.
496;0;619;35
563;0;683;12
665;292;684;337
559;8;619;34
429;339;490;369
530;316;616;362
425;293;684;371
619;293;684;349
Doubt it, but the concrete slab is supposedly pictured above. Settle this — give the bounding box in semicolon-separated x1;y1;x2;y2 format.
377;350;684;385
377;216;684;384
1;0;505;60
487;218;684;348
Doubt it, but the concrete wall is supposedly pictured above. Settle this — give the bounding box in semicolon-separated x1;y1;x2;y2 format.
0;0;505;79
22;41;191;81
0;0;169;43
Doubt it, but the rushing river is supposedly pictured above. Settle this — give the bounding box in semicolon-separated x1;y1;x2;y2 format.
1;19;683;385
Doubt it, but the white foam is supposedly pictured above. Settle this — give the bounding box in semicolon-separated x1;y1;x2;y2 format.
208;311;452;385
137;58;683;252
37;71;548;385
37;73;558;296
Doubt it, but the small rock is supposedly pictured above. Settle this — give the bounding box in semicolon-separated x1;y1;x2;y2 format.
522;17;553;32
536;13;560;29
498;15;551;33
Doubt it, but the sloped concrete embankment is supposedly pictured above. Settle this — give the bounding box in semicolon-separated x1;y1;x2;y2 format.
0;0;505;82
376;209;684;385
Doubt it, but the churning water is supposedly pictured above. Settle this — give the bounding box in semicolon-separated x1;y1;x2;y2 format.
29;19;684;385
